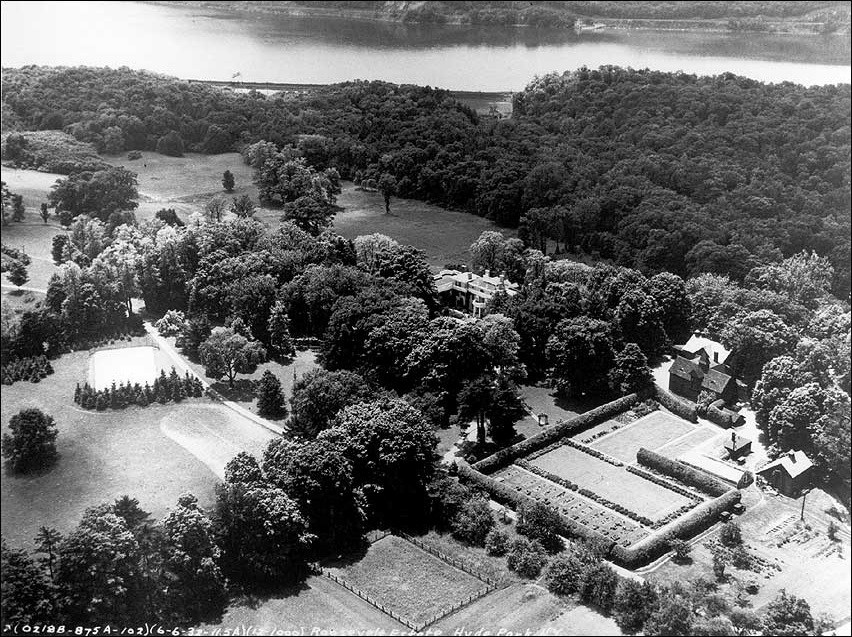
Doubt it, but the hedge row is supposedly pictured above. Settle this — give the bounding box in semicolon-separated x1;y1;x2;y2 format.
1;355;53;385
654;386;698;422
516;459;652;526
458;458;739;569
562;437;624;467
456;459;616;552
473;392;643;474
611;489;741;569
636;447;729;497
74;368;204;410
626;464;703;501
706;403;735;428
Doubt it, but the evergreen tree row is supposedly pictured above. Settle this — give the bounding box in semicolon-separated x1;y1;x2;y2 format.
74;368;204;410
1;355;53;385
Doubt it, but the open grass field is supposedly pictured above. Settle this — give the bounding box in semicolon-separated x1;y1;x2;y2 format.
325;534;487;626
196;575;406;634
431;582;622;636
0;345;222;548
590;410;697;463
531;445;694;521
330;183;515;270
4;153;516;279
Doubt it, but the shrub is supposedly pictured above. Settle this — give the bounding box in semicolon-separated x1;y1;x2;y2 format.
720;521;742;546
451;497;495;546
579;562;620;612
1;408;58;473
127;150;142;160
544;549;594;595
1;355;54;385
517;500;565;554
155;310;187;337
671;538;692;562
507;538;548;578
731;545;752;569
485;528;509;556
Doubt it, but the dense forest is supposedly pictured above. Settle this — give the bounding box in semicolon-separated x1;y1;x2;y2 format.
155;1;850;29
3;65;849;297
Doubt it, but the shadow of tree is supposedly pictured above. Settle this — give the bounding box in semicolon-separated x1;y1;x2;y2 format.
211;378;256;402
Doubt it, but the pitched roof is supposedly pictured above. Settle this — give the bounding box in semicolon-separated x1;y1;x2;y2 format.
668;356;703;381
758;450;813;479
681;334;731;364
702;368;733;393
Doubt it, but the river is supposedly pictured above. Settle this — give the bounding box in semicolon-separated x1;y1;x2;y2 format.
1;1;850;90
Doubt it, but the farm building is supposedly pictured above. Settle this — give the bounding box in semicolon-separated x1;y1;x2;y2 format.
668;332;741;404
434;269;519;318
757;450;814;496
679;449;753;488
724;431;751;459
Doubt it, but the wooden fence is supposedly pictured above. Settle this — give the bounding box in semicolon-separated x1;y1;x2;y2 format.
321;533;500;632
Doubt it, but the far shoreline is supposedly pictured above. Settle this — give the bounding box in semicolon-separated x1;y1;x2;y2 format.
140;1;851;37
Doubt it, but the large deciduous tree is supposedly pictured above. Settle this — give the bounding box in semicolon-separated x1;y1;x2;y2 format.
323;397;437;527
546;317;615;398
289;369;373;439
48;167;138;221
2;408;58;473
198;327;266;388
160;493;228;623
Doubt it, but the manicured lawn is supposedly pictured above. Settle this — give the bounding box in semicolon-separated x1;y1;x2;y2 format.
326;535;488;626
590;410;696;463
531;445;694;521
160;403;276;479
329;183;515;270
196;575;405;634
0;347;221;548
655;426;719;460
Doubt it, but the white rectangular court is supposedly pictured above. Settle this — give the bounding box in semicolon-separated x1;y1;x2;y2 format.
89;346;160;391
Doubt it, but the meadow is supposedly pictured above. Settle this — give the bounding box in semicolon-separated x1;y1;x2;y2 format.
325;534;488;627
0;345;222;548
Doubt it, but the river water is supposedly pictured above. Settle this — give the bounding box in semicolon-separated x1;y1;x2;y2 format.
1;1;850;90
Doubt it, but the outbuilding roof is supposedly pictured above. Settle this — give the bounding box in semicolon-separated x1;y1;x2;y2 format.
668;356;703;381
681;334;732;364
758;450;813;480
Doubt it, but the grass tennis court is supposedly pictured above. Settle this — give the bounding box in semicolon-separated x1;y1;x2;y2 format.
325;535;486;626
589;410;696;463
530;445;694;521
